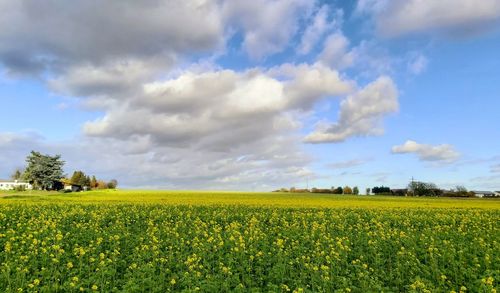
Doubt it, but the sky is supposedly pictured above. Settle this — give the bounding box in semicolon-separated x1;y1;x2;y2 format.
0;0;499;191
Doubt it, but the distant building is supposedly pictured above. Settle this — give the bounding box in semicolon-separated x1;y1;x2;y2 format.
0;180;33;190
64;184;82;192
390;189;408;196
472;191;496;198
60;179;83;192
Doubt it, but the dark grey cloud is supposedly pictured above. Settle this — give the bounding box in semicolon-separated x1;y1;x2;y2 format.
0;0;223;76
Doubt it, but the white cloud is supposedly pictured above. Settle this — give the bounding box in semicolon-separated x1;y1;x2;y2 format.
304;76;398;143
0;131;313;190
328;158;372;169
358;0;500;37
83;63;353;150
407;53;428;75
391;140;460;163
298;5;339;55
222;0;314;60
319;32;356;69
0;1;417;189
48;58;171;97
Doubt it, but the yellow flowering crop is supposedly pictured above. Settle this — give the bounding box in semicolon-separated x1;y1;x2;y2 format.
0;191;498;291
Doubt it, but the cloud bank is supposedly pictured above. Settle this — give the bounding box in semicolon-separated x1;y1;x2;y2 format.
0;0;451;189
358;0;500;37
392;140;460;163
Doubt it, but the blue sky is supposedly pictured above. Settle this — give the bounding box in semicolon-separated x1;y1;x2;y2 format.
0;0;499;191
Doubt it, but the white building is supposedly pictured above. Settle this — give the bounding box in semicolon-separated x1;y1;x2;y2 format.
0;180;33;190
472;191;496;198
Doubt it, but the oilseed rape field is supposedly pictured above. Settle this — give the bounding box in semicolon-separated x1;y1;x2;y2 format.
0;191;498;292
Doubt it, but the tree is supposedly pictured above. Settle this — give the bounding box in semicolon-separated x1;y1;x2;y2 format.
334;187;343;194
11;169;23;181
107;179;118;189
343;186;353;194
353;186;359;195
97;180;108;189
24;151;65;190
372;186;391;194
408;181;439;196
90;176;98;189
366;188;370;195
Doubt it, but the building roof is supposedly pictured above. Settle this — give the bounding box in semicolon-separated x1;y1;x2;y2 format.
472;191;495;194
0;179;29;183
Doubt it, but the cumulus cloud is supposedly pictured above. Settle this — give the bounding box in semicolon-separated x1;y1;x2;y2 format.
48;58;171;98
222;0;313;60
83;63;353;151
391;140;460;163
318;32;357;69
0;1;409;189
0;0;223;76
0;131;313;190
304;76;398;143
358;0;500;37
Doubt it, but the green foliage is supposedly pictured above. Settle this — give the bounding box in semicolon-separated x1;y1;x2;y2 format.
13;185;26;192
372;186;391;194
23;151;65;190
0;204;497;292
353;186;359;195
334;187;343;194
70;171;88;187
408;181;441;196
107;179;118;189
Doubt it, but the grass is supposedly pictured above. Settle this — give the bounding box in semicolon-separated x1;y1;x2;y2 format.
1;189;499;209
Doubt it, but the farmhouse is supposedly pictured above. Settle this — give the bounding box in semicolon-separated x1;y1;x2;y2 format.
472;191;496;198
391;188;408;196
60;179;83;192
0;179;33;190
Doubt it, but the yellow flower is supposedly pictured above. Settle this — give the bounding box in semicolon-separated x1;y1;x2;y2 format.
67;262;73;269
92;284;98;291
170;278;176;285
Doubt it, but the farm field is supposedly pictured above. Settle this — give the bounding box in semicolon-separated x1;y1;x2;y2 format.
0;191;498;292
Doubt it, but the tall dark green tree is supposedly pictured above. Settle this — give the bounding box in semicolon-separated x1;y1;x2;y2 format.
70;171;89;186
24;151;65;190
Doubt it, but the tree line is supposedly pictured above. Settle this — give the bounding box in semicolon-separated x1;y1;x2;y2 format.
275;181;478;198
274;186;360;195
11;151;117;191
